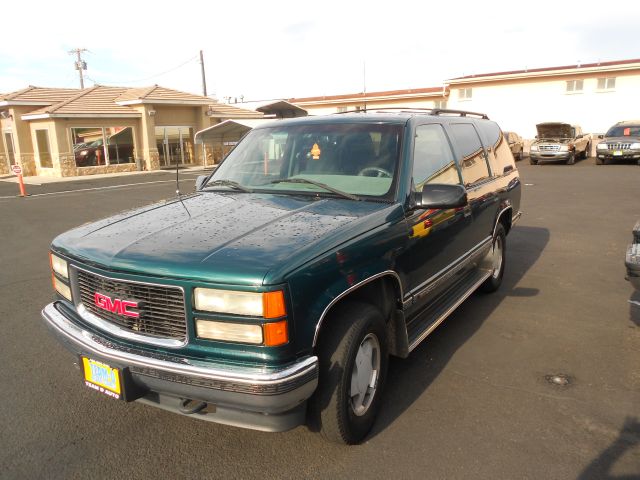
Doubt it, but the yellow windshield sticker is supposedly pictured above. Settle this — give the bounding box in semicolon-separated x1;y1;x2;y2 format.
310;143;321;160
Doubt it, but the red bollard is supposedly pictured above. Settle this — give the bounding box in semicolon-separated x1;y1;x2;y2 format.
11;164;26;197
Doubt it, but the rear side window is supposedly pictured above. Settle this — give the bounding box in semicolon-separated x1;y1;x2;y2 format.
477;120;512;175
412;124;460;191
450;123;490;186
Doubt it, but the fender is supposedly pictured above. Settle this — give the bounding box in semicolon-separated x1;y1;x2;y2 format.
311;270;405;348
493;202;513;237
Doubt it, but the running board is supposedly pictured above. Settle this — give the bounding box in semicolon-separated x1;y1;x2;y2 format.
407;269;491;352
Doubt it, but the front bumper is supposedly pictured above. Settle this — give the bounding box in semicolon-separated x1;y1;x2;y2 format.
42;301;318;432
596;149;640;162
529;151;572;162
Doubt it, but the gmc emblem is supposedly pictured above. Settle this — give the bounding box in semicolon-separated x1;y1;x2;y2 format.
94;292;140;318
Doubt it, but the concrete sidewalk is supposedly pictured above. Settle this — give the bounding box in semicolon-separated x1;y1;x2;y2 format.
0;165;213;185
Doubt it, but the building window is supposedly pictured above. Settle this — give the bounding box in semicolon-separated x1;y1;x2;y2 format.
71;127;135;167
155;126;194;167
458;88;472;100
433;100;447;109
35;129;53;168
337;106;347;113
566;80;584;93
3;132;16;165
597;77;616;91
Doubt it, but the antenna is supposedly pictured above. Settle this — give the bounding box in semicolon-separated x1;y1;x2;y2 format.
175;161;191;217
363;61;367;111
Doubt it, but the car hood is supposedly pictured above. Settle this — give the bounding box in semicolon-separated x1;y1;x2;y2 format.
536;123;572;140
52;192;397;286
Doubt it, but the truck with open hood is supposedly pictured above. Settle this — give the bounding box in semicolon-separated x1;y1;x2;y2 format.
529;122;591;165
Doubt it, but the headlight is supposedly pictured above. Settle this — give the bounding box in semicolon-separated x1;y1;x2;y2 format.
596;143;608;150
196;320;263;344
530;145;538;151
194;288;286;318
195;319;288;346
631;143;640;149
52;276;72;301
50;253;69;279
559;145;569;152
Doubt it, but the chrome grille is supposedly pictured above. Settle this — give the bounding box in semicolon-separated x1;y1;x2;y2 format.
76;269;187;341
605;143;632;150
539;145;560;152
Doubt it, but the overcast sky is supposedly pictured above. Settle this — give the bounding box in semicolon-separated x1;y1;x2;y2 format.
1;1;639;102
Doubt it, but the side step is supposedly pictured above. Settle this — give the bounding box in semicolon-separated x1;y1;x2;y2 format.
406;268;491;351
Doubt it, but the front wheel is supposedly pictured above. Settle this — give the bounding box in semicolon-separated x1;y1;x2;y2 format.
480;223;506;293
309;302;389;444
567;152;576;165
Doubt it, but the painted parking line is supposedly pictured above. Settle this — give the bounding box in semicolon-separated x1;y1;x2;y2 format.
0;178;194;199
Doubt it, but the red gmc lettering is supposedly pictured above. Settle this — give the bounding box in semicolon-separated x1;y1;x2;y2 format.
94;293;139;318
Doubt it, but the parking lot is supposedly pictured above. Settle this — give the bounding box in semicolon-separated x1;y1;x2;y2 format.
0;157;638;479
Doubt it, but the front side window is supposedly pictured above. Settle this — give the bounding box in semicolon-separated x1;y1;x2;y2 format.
208;123;403;199
450;123;490;186
412;124;460;191
35;129;53;168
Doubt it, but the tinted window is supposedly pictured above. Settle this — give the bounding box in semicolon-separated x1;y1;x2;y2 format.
450;123;490;185
413;124;459;191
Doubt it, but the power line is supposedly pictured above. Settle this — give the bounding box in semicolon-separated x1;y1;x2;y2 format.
105;56;199;85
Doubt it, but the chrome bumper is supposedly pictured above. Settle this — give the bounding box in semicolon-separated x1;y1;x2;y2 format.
42;302;318;431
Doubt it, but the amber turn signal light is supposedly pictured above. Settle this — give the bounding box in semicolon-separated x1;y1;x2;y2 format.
262;290;286;319
263;320;288;346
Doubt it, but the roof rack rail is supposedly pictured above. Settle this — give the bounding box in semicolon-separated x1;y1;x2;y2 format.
430;109;489;119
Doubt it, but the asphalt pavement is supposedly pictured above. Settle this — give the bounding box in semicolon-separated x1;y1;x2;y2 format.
0;157;638;479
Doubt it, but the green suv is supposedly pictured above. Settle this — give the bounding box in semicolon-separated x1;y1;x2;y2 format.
43;109;521;444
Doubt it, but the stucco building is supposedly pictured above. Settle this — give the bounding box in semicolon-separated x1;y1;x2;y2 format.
290;58;640;139
0;85;259;177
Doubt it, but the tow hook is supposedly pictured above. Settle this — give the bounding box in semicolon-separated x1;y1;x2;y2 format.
179;398;208;414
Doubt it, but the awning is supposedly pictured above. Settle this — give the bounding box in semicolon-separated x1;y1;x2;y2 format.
194;119;274;144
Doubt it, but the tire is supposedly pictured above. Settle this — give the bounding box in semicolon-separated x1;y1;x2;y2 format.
309;302;388;444
596;156;604;165
584;142;591;159
480;223;506;293
529;157;538;165
567;152;575;165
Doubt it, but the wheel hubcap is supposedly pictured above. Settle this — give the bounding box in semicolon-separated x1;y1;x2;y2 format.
491;235;503;279
350;333;381;416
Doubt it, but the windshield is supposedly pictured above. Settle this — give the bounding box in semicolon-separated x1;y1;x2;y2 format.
207;123;403;200
605;125;640;137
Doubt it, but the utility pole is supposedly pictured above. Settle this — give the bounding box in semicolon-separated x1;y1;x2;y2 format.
199;50;208;97
69;48;88;89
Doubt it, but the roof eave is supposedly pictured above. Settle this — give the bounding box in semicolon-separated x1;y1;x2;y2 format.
294;91;446;106
0;100;57;107
117;99;211;106
21;113;142;120
448;63;640;84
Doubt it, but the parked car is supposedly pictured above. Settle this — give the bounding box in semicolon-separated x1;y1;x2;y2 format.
503;131;524;160
595;121;640;165
42;109;522;444
529;122;591;165
626;220;640;292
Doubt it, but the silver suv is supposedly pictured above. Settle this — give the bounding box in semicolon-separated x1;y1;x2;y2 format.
595;121;640;165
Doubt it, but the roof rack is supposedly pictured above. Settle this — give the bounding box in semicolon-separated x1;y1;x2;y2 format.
430;109;489;119
331;107;489;119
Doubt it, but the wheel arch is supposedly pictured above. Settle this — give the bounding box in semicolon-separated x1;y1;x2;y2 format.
312;271;404;349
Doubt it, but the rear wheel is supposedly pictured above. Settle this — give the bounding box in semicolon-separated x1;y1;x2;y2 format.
309;302;388;444
480;223;506;293
584;142;591;159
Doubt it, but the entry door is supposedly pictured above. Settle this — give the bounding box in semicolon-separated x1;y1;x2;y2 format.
396;123;473;314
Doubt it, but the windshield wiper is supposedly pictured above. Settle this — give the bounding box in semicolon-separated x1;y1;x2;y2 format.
202;179;252;193
269;178;361;201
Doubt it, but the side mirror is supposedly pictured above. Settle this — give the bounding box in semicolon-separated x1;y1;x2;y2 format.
415;184;467;210
535;135;538;139
195;175;208;191
598;134;604;139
